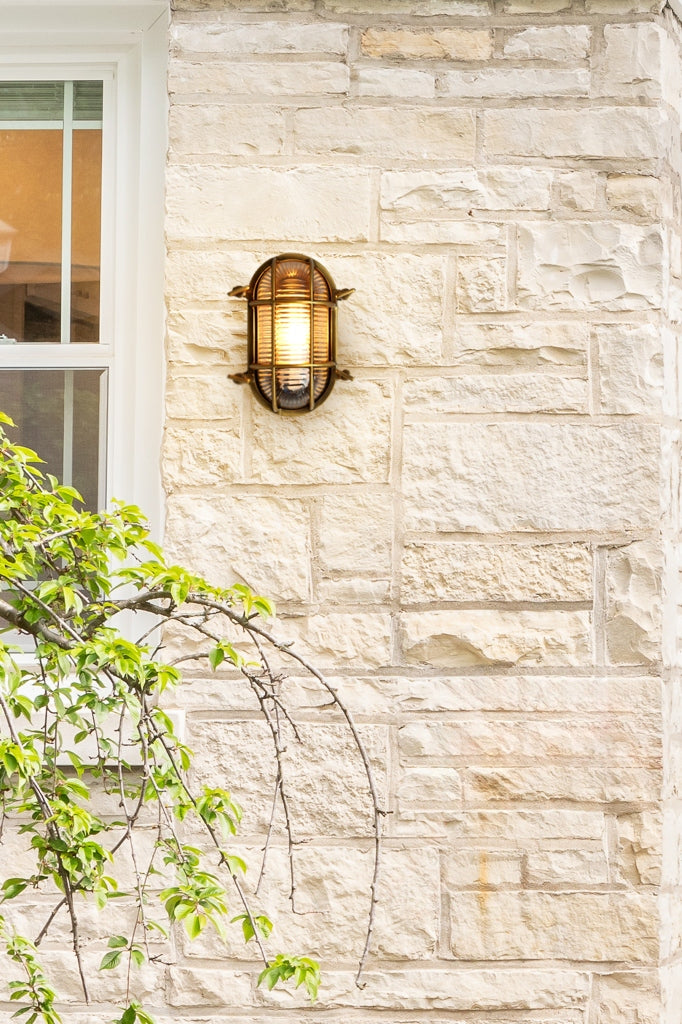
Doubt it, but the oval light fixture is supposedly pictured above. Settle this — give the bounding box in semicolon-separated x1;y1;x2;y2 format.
229;253;354;413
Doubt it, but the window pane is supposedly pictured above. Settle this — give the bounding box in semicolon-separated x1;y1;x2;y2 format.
74;81;103;121
0;80;103;345
72;128;102;343
0;129;63;343
0;369;106;510
0;81;65;120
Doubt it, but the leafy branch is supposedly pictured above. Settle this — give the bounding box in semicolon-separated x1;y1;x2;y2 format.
0;413;384;1023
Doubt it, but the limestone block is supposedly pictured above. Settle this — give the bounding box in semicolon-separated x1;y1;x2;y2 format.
165;493;312;602
165;370;240;420
165;248;262;303
401;609;591;668
440;68;589;99
36;950;165;1003
405;808;606;842
168;104;284;158
189;718;388;837
457;256;507;312
326;0;489;13
485;107;665;161
597;322;663;415
403;373;587;414
280;611;393;669
452;321;587;370
163;421;241;489
442;849;523;888
517;223;662;311
381;167;553;214
182;844;439;960
318;577;390;604
318;492;392;571
498;0;573;10
464;765;660;804
400;541;592;602
284;675;658;718
449;891;658;962
606;175;662;219
605;540;662;665
166;166;372;242
357;67;435;98
169;59;349;96
173;0;315;7
525;849;610;886
168;968;255;1008
381;219;503;246
294;106;476;162
554;170;599;212
586;0;664;9
399;715;655;764
360;27;492;60
593;971;660;1024
171;20;348;55
398;766;462;808
322;251;447;366
616;810;662;886
502;24;591;61
595;23;664;100
402;422;658;533
249;381;392;484
166;309;245;367
256;965;590;1010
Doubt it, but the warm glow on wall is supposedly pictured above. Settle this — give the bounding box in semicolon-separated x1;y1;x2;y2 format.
229;254;353;413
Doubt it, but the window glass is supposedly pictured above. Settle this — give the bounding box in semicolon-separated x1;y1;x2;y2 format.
0;80;103;345
0;368;106;511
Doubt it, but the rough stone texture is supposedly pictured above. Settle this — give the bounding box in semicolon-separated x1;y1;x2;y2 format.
402;372;587;414
293;106;477;162
402;421;659;533
450;892;658;961
485;107;665;160
249;381;392;484
144;0;682;1022
597;322;663;414
502;24;591;61
605;539;663;665
169;60;350;96
361;27;493;60
381;167;553;215
440;67;590;99
452;320;588;368
166;166;373;242
517;223;663;311
401;540;593;602
606;174;662;219
165;494;313;602
402;609;592;667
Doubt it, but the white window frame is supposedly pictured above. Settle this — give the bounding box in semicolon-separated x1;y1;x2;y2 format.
0;0;168;535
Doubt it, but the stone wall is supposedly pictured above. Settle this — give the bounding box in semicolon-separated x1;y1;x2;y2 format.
162;1;680;1022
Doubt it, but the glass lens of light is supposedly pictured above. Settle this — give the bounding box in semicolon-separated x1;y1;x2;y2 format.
254;258;332;410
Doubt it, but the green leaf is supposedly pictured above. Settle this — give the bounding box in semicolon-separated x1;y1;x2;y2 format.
99;949;122;971
208;646;224;670
1;878;28;901
107;935;128;949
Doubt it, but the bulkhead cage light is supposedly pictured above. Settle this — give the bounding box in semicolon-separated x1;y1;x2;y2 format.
229;253;354;413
